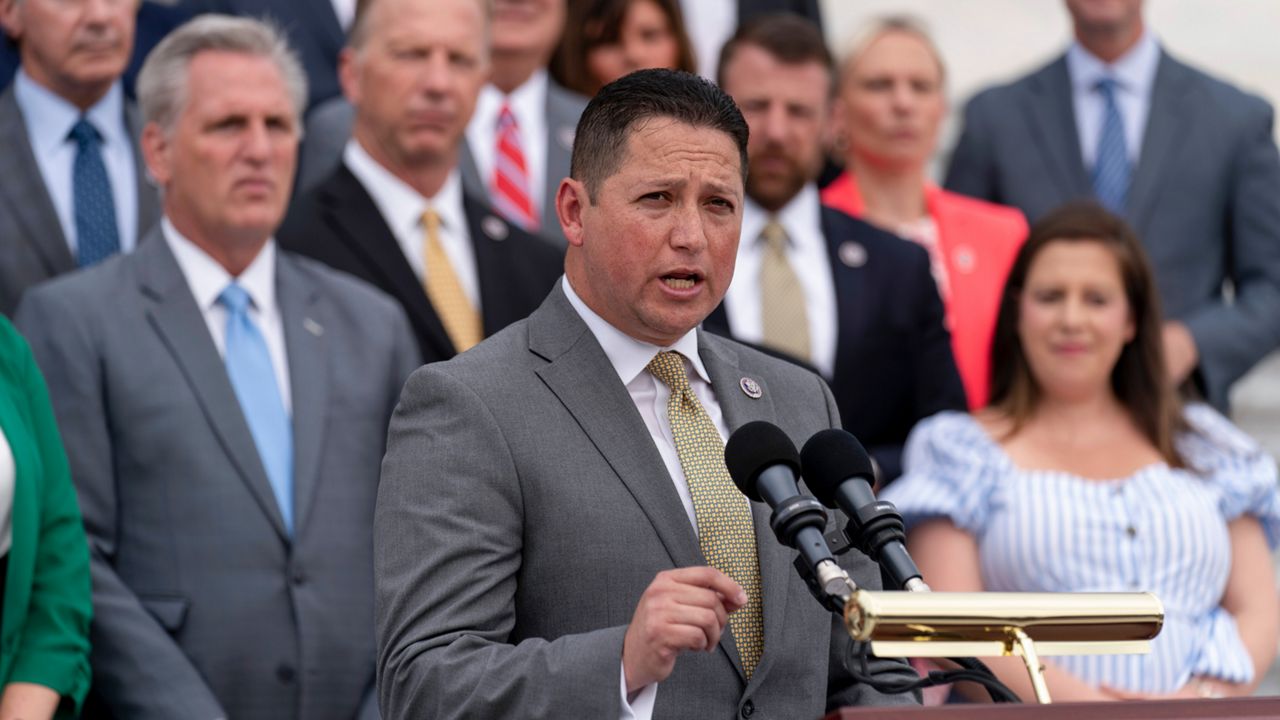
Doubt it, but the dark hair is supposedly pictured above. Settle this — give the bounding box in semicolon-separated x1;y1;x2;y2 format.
550;0;697;97
716;13;834;95
988;201;1187;466
570;68;748;200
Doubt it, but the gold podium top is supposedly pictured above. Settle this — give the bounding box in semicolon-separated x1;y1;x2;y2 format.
845;590;1164;658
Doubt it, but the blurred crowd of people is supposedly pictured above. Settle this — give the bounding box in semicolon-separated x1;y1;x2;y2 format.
0;0;1278;717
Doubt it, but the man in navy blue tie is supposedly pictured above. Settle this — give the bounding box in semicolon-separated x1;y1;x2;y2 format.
945;0;1280;410
16;14;419;720
0;0;161;315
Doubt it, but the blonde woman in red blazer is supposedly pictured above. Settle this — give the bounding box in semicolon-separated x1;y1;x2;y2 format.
823;17;1026;408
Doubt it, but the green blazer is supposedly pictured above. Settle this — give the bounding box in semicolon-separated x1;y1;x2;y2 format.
0;316;91;715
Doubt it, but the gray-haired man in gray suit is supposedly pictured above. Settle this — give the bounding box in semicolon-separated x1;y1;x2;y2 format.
376;69;916;719
945;0;1280;410
17;15;418;720
0;0;160;315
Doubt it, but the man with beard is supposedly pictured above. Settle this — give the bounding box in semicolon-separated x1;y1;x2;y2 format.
705;15;965;482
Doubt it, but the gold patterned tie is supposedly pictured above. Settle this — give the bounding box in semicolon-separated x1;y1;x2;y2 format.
422;209;483;352
646;350;764;677
759;220;810;362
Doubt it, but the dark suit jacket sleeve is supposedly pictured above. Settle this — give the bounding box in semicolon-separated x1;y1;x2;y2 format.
2;321;92;713
376;364;628;720
1182;98;1280;403
943;94;1001;204
14;291;226;720
868;244;967;482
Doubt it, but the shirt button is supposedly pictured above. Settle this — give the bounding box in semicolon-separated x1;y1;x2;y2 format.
741;699;755;718
1126;526;1138;538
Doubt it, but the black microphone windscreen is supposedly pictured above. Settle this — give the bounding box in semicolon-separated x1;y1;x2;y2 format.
801;429;876;508
724;421;800;502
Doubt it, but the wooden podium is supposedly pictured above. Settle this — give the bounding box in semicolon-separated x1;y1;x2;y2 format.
826;696;1280;719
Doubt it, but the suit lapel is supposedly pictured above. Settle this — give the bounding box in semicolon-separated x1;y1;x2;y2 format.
322;166;456;360
1024;58;1092;200
459;140;487;203
0;88;75;275
125;102;161;241
822;211;870;377
1128;53;1192;233
277;253;328;534
137;232;289;540
699;333;794;684
542;82;579;231
530;288;703;571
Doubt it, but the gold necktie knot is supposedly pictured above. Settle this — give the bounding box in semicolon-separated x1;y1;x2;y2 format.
646;351;691;392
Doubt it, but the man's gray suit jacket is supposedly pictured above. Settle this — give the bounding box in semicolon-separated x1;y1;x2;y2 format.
944;50;1280;409
376;285;918;719
0;85;160;316
297;80;586;246
15;226;420;720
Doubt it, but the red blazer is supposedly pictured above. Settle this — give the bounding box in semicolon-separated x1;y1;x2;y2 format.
821;172;1027;408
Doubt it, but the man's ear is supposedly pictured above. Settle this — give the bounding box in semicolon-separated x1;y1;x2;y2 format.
140;122;171;189
556;178;589;248
338;47;360;105
0;0;24;42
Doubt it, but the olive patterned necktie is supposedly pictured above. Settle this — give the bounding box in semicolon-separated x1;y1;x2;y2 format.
646;350;764;676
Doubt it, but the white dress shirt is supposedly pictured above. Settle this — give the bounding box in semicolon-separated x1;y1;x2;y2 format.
162;218;292;413
466;70;549;219
1067;31;1161;169
679;0;736;81
329;0;355;29
14;70;139;256
0;428;13;556
722;185;838;379
343;139;481;309
564;276;748;720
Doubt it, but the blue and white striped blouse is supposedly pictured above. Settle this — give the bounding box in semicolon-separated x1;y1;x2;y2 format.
882;404;1280;693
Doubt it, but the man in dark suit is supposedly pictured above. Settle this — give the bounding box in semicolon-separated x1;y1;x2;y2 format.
705;16;966;482
376;67;916;719
0;0;160;315
945;0;1280;410
278;0;562;364
16;16;419;719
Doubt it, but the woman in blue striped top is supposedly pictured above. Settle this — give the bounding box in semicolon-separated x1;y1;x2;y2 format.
883;202;1280;702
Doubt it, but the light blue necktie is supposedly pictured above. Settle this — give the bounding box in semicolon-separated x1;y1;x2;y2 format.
219;283;294;533
1091;77;1131;214
69;117;122;267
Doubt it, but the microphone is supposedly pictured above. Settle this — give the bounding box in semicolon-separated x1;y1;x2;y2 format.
800;429;930;592
724;421;855;611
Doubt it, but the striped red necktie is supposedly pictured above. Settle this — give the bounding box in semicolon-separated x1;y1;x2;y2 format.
491;103;538;230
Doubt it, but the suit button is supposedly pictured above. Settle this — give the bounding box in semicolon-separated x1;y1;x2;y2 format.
291;569;306;586
276;664;296;684
740;700;755;718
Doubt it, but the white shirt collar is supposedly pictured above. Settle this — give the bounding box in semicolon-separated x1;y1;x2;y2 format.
343;138;467;239
1067;30;1161;96
161;216;278;316
561;276;710;387
14;68;128;158
476;68;548;128
741;183;823;252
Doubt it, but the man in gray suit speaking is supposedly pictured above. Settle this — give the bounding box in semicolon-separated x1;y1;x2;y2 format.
17;16;419;720
376;69;916;718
